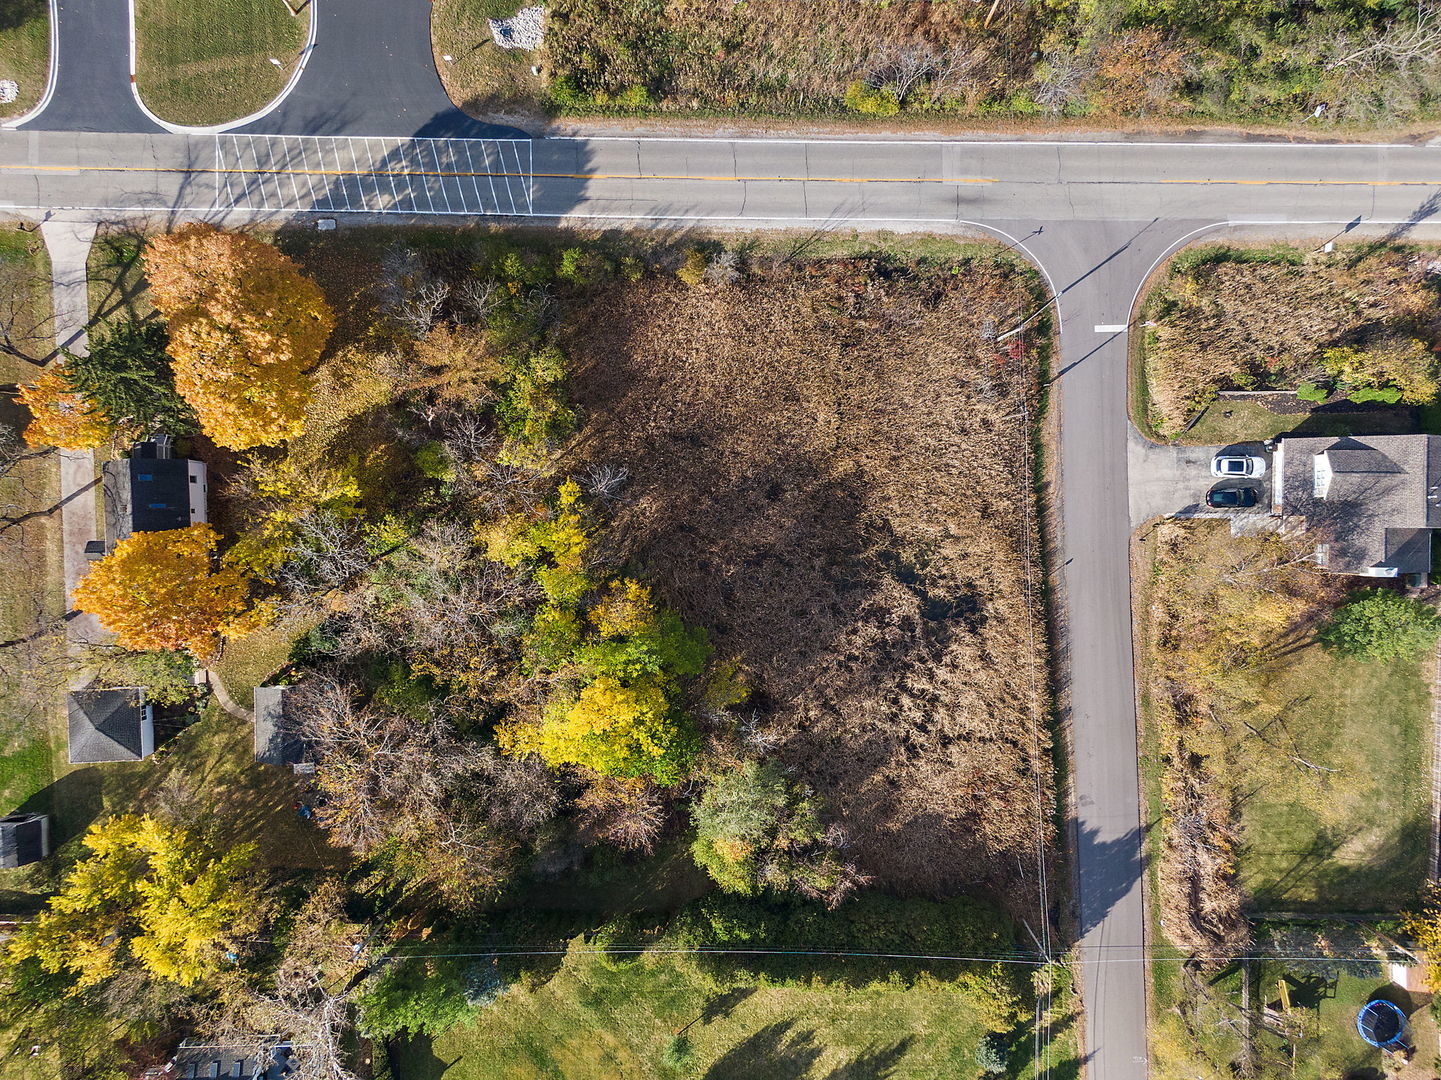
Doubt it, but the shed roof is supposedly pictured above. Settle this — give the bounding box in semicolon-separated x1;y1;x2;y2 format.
253;685;302;766
0;813;48;868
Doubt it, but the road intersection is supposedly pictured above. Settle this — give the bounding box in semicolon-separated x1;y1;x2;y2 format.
8;6;1441;1078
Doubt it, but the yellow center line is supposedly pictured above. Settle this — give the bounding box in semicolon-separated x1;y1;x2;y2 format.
2;163;1438;186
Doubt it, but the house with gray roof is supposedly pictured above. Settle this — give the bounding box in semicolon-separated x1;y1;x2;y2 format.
166;1040;297;1080
1273;433;1441;577
101;437;208;554
0;813;50;868
67;688;155;764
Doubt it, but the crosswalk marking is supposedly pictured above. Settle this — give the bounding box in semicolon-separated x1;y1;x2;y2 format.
212;134;535;216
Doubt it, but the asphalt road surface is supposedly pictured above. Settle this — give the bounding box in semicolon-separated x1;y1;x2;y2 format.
9;91;1441;1080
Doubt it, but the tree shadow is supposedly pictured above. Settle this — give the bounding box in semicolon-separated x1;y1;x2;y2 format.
704;1022;823;1080
1074;820;1147;936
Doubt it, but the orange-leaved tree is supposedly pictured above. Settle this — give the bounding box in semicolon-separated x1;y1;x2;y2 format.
73;522;264;657
144;225;334;450
16;365;113;449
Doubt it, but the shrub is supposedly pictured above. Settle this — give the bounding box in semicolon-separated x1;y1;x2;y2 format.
677;248;708;287
1320;589;1441;662
356;956;470;1038
973;1032;1008;1075
844;80;900;117
1296;382;1329;402
690;761;862;907
662;1034;694;1071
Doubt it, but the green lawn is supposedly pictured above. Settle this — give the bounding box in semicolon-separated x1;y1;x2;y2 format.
390;942;1074;1080
86;231;154;329
1235;643;1432;913
0;223;60;890
0;0;49;121
133;0;308;126
1177;398;1422;446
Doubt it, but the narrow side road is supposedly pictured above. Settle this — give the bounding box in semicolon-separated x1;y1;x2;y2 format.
20;0;158;133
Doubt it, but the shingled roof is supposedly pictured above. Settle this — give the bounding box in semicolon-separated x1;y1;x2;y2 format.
67;688;154;764
1276;434;1441;576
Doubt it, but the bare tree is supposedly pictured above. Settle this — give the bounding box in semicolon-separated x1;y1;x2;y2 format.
576;777;667;854
216;880;362;1080
391;279;452;337
1327;1;1441;73
580;461;630;502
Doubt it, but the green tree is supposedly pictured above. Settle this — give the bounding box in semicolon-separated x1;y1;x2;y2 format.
356;956;471;1038
65;321;197;437
1319;588;1441;661
690;761;863;907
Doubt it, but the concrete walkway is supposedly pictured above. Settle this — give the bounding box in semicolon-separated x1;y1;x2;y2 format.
39;218;103;650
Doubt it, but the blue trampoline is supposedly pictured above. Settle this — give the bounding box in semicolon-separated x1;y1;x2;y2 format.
1356;998;1409;1050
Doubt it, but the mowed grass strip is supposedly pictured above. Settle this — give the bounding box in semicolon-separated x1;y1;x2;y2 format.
0;225;58;822
0;0;49;120
133;0;308;126
393;945;999;1080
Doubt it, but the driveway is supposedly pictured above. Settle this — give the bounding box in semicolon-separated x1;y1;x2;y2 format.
1128;427;1273;528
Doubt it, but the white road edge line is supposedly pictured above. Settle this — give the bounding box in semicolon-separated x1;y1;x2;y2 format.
1094;324;1127;333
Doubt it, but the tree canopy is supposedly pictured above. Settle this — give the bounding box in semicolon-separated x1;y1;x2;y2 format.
1319;588;1441;662
4;815;261;989
73;522;263;657
144;225;335;450
16;365;114;450
64;320;197;438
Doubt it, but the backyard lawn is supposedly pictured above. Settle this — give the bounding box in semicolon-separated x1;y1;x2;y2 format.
132;0;308;126
0;0;49;121
1236;644;1432;913
390;940;1077;1080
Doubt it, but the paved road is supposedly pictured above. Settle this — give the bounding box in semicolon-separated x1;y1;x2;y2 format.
7;126;1441;1080
17;0;158;133
232;0;523;138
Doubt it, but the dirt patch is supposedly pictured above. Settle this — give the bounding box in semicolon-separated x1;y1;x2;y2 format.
563;257;1052;897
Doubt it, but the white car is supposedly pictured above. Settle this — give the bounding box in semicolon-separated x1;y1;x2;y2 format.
1211;454;1266;479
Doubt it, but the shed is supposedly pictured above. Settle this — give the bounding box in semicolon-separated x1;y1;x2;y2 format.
253;685;302;766
67;688;155;764
0;812;50;868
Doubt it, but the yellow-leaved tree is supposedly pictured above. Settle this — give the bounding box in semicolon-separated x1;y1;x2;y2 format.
144;224;335;450
16;365;113;449
526;674;693;782
4;815;261;989
73;522;265;657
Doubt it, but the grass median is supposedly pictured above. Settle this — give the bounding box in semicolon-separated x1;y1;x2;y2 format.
0;0;50;122
133;0;308;126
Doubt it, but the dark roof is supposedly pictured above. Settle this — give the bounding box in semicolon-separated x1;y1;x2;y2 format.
253;686;303;766
1278;434;1438;574
67;688;150;763
172;1041;296;1080
0;813;49;868
103;457;192;548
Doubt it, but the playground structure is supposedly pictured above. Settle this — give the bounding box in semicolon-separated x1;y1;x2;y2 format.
1356;998;1411;1053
